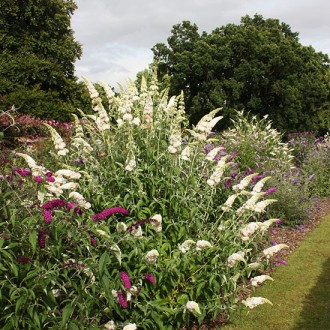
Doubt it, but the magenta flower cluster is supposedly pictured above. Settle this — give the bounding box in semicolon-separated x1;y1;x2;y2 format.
117;290;128;309
144;273;156;284
120;271;132;289
42;199;67;223
91;207;129;221
38;229;50;249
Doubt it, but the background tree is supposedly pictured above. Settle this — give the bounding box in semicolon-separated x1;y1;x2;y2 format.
152;15;330;133
0;0;82;121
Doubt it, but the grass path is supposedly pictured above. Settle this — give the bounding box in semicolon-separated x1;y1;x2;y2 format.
221;213;330;330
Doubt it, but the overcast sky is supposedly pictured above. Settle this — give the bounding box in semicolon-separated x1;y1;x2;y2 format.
71;0;330;87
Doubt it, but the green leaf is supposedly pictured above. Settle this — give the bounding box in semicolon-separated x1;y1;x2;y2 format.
29;230;37;252
61;304;74;327
98;251;109;275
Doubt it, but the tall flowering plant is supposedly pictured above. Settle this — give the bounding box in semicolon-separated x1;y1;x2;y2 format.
0;74;285;328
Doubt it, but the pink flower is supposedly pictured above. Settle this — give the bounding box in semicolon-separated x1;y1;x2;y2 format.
89;233;96;247
276;259;288;266
264;187;278;196
67;202;83;215
46;176;55;183
34;176;43;183
92;207;129;221
42;199;67;211
144;274;156;284
17;256;31;263
38;229;49;249
43;209;52;223
120;272;132;289
117;290;128;309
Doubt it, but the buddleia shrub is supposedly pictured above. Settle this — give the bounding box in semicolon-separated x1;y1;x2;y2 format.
0;75;286;329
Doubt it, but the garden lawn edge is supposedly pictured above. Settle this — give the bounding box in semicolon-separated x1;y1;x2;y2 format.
221;212;330;330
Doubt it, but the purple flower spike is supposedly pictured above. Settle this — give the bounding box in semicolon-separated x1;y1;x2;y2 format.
43;209;52;223
276;259;288;266
264;187;278;196
17;256;31;264
67;202;83;215
38;229;49;249
46;176;55;183
92;207;129;222
34;176;43;183
120;271;132;289
117;290;128;309
144;273;156;284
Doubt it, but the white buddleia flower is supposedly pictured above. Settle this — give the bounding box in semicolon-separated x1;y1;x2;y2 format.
243;297;273;309
180;146;191;161
263;244;289;259
233;173;257;191
227;252;246;267
186;301;201;315
103;320;115;330
251;275;274;287
150;214;162;232
205;147;223;161
123;324;137;330
196;240;212;251
125;154;136;171
55;169;81;180
239;222;260;241
178;240;195;253
221;194;238;212
145;249;159;263
254;199;277;213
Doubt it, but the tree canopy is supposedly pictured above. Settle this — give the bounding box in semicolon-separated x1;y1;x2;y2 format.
0;0;82;121
152;15;330;133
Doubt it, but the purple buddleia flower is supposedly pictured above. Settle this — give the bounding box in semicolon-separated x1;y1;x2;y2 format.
92;207;129;222
43;209;52;223
38;229;49;249
117;290;128;309
17;256;31;264
275;259;288;266
34;176;43;183
264;187;278;196
143;274;156;284
120;272;132;289
67;202;83;215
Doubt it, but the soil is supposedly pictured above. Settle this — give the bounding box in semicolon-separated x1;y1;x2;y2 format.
187;197;330;330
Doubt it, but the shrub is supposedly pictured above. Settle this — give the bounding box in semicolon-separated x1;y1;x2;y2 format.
0;76;285;328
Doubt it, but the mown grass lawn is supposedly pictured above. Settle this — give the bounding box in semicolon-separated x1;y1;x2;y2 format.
221;213;330;330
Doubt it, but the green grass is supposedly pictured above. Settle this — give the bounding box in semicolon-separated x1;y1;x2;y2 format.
221;213;330;330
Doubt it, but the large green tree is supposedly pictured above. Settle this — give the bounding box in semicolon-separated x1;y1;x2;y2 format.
0;0;82;121
152;15;330;133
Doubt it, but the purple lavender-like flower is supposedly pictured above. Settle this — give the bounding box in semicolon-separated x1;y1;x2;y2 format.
46;176;55;183
89;233;96;247
17;256;31;264
92;207;129;222
276;259;288;266
67;202;83;215
117;290;128;309
144;273;156;284
13;167;31;177
38;229;49;249
120;272;132;289
42;199;67;223
75;157;84;164
127;218;152;232
264;187;278;196
34;176;43;183
43;209;52;223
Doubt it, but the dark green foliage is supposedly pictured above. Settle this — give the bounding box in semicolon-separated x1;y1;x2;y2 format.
0;0;82;121
152;15;330;134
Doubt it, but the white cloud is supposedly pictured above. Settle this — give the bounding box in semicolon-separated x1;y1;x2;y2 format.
71;0;330;86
